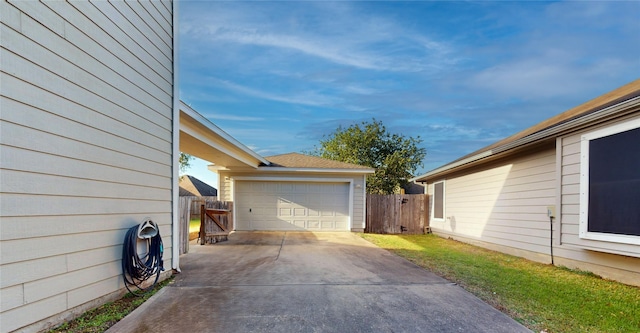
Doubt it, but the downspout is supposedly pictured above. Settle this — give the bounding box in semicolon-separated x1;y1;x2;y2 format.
362;174;367;231
348;180;354;231
171;0;181;272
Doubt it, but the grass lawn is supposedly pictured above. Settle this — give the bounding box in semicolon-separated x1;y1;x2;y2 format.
49;277;173;333
189;218;200;233
361;234;640;333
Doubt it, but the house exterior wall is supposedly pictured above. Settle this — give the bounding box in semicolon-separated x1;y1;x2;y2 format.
218;171;368;231
425;112;640;286
219;173;234;202
427;148;557;262
0;1;174;332
556;113;640;286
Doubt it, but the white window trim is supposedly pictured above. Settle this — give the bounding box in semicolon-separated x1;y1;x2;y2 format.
579;118;640;245
431;180;446;222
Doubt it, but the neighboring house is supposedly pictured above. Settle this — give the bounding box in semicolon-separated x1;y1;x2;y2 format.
411;80;640;286
179;186;198;197
402;182;425;194
215;153;375;232
179;175;218;197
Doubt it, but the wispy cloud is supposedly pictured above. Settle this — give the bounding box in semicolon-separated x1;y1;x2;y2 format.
209;77;343;107
209;30;391;71
469;57;629;100
465;1;639;101
201;113;264;122
182;2;460;74
180;1;639;177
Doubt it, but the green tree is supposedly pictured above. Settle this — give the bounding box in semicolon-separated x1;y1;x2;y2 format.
179;152;193;174
310;119;426;194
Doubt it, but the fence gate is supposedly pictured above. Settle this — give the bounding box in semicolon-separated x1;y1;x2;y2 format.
365;194;429;234
178;196;227;254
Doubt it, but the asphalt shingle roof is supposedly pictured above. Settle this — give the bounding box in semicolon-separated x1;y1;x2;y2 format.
413;79;640;181
450;79;640;165
179;175;218;197
265;153;373;170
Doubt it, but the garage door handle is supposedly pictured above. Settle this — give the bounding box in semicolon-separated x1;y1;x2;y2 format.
249;208;252;212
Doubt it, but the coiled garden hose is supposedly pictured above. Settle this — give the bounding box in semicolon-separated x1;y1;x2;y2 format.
121;221;164;296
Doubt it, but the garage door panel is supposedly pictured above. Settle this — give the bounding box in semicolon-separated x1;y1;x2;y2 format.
279;208;292;217
335;221;348;229
277;197;288;203
321;221;334;229
255;207;276;216
321;210;335;216
252;195;267;205
293;183;307;193
279;183;293;192
236;181;349;231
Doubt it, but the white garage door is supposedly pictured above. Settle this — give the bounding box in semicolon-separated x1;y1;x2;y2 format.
235;181;350;231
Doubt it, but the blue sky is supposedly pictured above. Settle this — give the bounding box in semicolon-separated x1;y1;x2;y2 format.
178;1;639;188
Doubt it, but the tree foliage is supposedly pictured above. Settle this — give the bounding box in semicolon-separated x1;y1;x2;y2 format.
179;152;193;174
311;119;426;194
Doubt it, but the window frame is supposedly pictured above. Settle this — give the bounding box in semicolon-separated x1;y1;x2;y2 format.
579;118;640;245
431;180;446;222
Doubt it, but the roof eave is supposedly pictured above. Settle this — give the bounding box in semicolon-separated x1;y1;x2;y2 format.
179;101;270;167
412;95;640;183
410;150;492;182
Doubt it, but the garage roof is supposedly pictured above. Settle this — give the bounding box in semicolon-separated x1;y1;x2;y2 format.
265;153;375;172
180;104;375;174
179;101;270;170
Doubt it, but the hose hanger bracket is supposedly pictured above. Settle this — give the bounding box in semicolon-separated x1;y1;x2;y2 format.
122;218;164;296
138;218;158;239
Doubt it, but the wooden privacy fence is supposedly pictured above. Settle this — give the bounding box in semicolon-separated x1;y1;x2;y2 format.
366;194;430;234
178;196;231;254
189;196;217;219
199;201;233;245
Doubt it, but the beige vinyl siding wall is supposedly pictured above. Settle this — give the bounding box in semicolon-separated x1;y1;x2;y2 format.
353;174;367;229
218;171;367;230
557;113;640;285
0;1;173;332
219;173;233;202
429;149;556;260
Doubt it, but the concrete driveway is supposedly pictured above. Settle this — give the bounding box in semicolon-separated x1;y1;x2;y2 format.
107;232;531;333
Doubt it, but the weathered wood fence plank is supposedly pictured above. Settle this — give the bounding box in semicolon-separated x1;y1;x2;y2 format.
365;194;429;234
178;196;231;254
199;202;234;245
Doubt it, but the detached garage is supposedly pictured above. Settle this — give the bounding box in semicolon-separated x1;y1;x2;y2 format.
215;153;374;232
235;181;350;231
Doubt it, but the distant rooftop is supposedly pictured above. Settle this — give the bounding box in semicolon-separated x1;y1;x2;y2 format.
179;175;218;196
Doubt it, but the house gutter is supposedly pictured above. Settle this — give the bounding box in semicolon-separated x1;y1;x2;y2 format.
411;95;640;182
492;96;640;154
256;166;376;174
